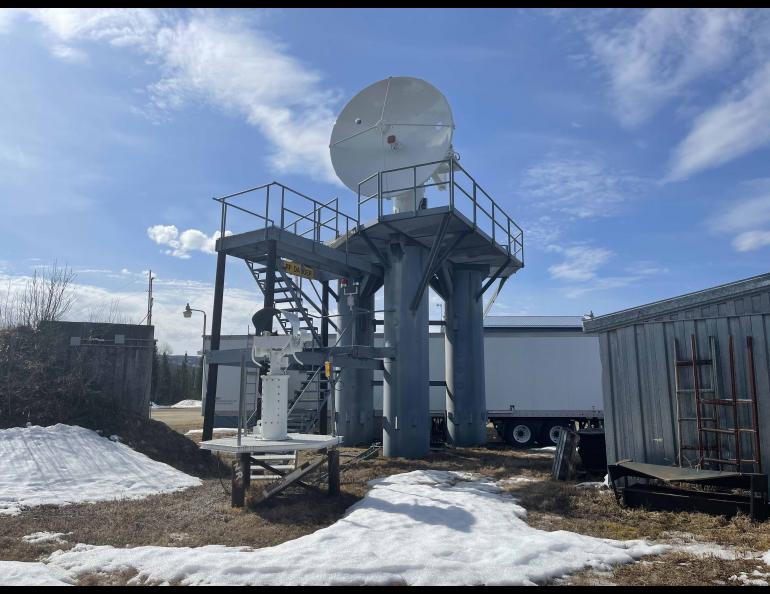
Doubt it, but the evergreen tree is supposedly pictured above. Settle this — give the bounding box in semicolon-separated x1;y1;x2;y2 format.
158;350;172;405
150;342;159;402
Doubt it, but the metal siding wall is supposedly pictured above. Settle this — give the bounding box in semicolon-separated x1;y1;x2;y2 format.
600;304;770;479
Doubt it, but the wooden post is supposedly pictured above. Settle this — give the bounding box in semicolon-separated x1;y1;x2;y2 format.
232;453;251;507
328;448;340;496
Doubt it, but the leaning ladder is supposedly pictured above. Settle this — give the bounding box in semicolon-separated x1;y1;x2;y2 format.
674;334;762;472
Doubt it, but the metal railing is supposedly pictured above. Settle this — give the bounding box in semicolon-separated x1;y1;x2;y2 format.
357;158;524;263
213;160;524;264
213;181;358;245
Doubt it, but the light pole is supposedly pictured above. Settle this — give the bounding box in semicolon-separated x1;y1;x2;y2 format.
183;303;208;396
183;303;207;353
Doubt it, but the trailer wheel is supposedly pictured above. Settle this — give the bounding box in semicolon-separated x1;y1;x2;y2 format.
504;422;536;448
542;422;569;446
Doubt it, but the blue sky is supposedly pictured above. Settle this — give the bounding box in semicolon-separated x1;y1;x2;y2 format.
2;8;770;353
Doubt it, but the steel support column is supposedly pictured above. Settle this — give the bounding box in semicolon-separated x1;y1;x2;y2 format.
383;236;430;458
320;281;330;435
445;265;487;446
203;250;226;442
334;283;375;445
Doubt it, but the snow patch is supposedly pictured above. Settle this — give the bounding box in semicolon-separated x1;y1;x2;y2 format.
663;532;758;561
730;570;770;586
498;476;543;487
0;561;72;586
0;424;201;515
171;400;202;408
23;531;71;545
42;470;668;586
184;428;236;436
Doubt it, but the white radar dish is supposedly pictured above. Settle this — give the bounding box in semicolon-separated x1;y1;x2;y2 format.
329;77;454;204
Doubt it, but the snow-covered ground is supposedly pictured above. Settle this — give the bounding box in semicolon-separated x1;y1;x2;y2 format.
6;471;669;586
0;424;201;516
171;400;202;408
0;561;72;586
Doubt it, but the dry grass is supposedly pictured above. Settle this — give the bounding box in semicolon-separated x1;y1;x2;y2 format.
565;553;767;587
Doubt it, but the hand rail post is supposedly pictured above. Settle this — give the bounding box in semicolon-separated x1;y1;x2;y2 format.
265;184;271;232
472;181;477;228
280;186;285;229
449;158;455;210
220;199;226;239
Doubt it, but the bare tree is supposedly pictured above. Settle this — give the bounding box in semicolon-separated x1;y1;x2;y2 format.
87;297;135;325
0;262;76;329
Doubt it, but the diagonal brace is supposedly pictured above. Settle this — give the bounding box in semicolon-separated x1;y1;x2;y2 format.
411;214;452;311
476;262;508;301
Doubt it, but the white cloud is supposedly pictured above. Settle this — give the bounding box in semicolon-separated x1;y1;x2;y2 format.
547;245;613;282
585;9;748;127
51;44;87;62
521;157;646;219
667;65;770;181
732;230;770;252
147;224;228;259
709;181;770;252
5;8;340;183
546;245;666;298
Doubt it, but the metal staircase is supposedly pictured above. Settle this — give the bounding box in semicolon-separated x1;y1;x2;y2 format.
245;259;330;434
246;261;322;346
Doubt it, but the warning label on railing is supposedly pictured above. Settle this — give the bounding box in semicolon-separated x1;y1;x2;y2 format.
282;260;314;280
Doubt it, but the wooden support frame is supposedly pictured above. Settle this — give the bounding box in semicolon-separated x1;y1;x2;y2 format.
230;448;342;507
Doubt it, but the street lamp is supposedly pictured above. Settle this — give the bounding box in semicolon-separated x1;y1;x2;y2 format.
183;303;207;356
184;303;208;400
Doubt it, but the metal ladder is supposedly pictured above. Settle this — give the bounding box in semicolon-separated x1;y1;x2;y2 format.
674;334;762;472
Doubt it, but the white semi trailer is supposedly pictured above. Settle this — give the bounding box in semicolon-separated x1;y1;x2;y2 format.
204;316;603;447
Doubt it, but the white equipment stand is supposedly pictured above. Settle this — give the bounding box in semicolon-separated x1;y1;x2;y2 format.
199;312;342;506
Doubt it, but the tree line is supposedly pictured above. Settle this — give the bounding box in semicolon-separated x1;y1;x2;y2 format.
150;346;203;406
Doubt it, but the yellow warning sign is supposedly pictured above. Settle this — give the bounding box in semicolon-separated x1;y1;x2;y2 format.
282;260;314;280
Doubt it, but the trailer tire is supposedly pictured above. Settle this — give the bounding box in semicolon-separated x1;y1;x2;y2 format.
504;422;537;448
542;422;569;446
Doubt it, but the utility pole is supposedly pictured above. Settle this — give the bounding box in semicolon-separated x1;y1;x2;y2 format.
147;270;154;326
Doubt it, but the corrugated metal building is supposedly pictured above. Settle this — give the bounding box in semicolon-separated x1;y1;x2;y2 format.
583;273;770;480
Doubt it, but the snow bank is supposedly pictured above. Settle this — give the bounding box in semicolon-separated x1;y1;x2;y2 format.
171;400;202;408
0;424;201;515
0;561;72;586
44;471;667;586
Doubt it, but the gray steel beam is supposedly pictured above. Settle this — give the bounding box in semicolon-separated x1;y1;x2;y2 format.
476;261;508;300
383;236;430;458
203;250;227;441
218;226;378;279
445;265;487;446
334;285;376;445
320;281;330;435
410;214;451;312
